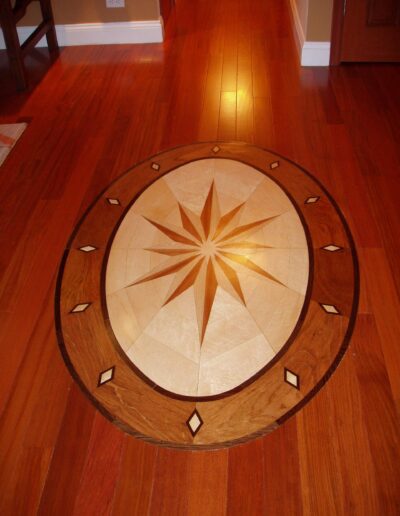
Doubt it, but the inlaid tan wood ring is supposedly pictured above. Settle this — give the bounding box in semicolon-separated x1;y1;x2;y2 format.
55;142;359;449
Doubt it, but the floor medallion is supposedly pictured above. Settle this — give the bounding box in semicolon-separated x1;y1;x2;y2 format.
55;142;359;449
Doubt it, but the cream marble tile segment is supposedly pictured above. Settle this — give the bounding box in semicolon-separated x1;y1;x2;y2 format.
110;211;158;250
212;256;247;305
0;123;27;166
243;276;305;353
127;333;200;396
213;159;265;212
107;273;174;351
163;159;215;213
249;248;310;295
132;288;200;364
199;288;275;362
261;211;309;249
131;177;179;220
236;175;294;225
105;159;310;397
198;333;276;396
111;188;179;251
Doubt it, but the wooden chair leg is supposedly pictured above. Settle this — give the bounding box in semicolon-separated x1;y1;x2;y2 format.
39;0;59;53
0;1;28;90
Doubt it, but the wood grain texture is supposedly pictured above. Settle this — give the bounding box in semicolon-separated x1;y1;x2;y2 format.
72;412;124;516
37;385;96;516
263;419;303;515
227;440;265;515
0;0;399;513
56;142;357;447
111;438;158;516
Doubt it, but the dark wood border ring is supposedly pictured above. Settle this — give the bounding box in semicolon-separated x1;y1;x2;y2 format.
55;142;359;450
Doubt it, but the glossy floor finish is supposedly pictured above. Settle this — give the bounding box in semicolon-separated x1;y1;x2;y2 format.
0;0;400;512
57;142;357;448
107;157;309;398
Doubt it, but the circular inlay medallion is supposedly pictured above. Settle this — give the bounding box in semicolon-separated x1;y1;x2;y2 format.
106;160;310;398
56;142;359;449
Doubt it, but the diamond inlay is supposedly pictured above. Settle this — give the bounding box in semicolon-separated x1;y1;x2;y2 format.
70;303;91;313
107;198;120;205
79;245;97;253
305;196;320;204
322;244;342;252
284;368;300;389
270;161;280;170
98;366;115;386
321;303;340;315
212;145;220;153
186;409;203;436
151;162;160;171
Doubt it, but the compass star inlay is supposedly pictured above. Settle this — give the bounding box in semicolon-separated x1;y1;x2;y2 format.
127;182;283;344
106;158;310;398
57;144;359;447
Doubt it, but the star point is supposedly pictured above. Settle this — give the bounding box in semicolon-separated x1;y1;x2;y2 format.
126;181;284;344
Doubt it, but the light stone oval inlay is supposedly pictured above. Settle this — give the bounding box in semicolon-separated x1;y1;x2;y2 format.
105;159;310;397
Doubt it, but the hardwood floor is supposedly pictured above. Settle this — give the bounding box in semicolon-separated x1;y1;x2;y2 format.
0;0;399;513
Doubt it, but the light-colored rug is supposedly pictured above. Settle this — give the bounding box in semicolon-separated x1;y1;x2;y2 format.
0;123;27;166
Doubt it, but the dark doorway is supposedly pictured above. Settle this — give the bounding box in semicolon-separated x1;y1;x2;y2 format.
331;0;400;63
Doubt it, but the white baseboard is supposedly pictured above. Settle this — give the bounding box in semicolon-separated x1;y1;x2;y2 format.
301;42;331;66
0;20;164;49
287;0;331;66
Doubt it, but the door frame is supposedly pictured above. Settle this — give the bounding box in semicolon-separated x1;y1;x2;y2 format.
330;0;346;65
160;0;175;26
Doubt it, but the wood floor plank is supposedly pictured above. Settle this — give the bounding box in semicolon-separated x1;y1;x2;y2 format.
185;450;229;516
198;54;223;142
37;385;96;516
0;202;88;411
111;439;158;516
72;413;125;516
263;419;303;516
327;352;381;514
236;34;254;143
296;390;347;516
148;449;191;516
0;295;70;514
227;440;265;516
360;248;400;414
11;446;53;516
352;315;400;514
0;0;399;513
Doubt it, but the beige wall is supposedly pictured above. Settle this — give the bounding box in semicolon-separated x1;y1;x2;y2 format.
307;0;333;41
21;0;160;25
292;0;333;42
21;1;332;41
293;0;308;37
